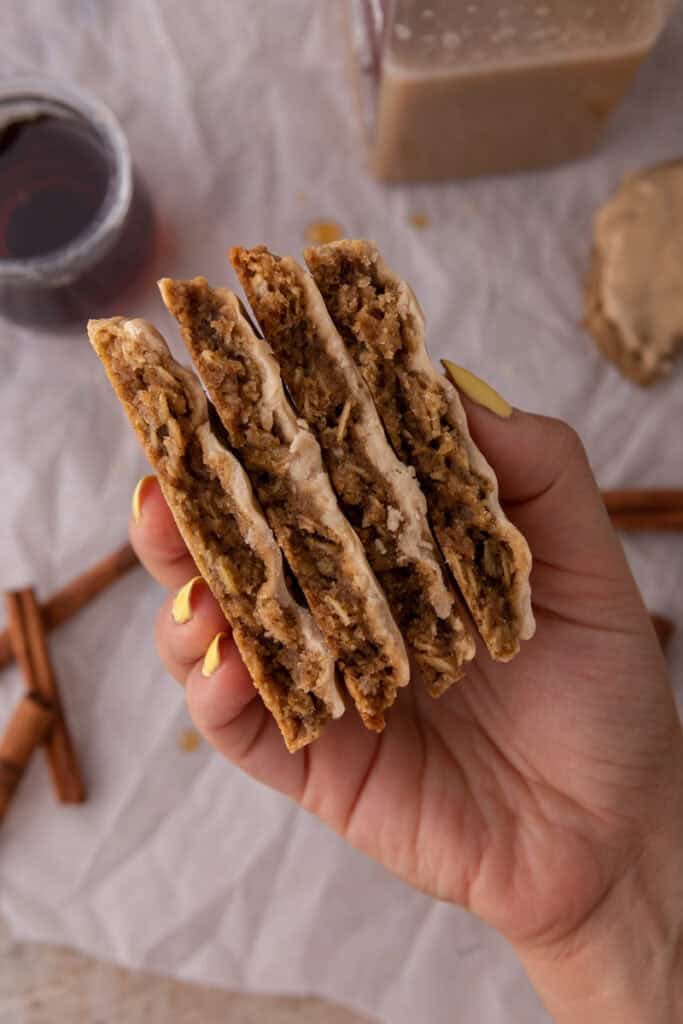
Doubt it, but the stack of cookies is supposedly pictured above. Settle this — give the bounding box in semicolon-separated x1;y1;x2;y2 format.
88;241;534;752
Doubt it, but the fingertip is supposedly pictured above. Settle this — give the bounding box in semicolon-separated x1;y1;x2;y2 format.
129;477;196;589
171;575;205;625
201;631;229;678
131;474;156;523
130;476;181;543
442;360;513;419
186;633;256;734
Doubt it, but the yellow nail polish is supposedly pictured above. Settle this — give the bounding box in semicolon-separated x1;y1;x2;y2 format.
202;633;227;678
172;576;203;625
442;360;513;419
132;475;155;522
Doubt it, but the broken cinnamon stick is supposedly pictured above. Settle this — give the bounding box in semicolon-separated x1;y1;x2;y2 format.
0;693;55;824
4;589;86;803
0;543;137;671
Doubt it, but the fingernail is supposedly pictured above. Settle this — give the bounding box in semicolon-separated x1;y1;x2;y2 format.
442;360;513;419
132;475;155;522
172;576;203;625
202;632;227;678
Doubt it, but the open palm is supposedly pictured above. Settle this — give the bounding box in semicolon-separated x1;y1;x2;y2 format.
133;402;683;966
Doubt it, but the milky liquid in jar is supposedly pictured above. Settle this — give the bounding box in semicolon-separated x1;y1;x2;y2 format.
351;0;673;182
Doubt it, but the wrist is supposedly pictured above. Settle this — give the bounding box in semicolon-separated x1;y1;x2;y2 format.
519;831;683;1023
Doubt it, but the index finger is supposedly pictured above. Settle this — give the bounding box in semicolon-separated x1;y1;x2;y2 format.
129;476;198;590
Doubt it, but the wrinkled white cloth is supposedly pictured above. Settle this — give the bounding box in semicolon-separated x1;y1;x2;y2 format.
1;4;682;1022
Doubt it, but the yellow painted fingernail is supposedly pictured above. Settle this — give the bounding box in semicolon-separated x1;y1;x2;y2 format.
202;632;227;678
442;360;512;419
172;576;203;625
132;475;155;522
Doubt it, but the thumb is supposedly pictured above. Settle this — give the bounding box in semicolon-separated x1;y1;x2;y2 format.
453;385;626;580
458;392;653;639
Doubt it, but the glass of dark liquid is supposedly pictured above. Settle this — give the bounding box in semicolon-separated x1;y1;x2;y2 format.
0;78;153;327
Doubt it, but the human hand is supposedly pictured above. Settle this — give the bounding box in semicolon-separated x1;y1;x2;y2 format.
131;396;683;1022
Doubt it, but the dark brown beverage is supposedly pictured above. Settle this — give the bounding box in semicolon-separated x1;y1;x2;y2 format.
0;115;111;261
0;86;153;327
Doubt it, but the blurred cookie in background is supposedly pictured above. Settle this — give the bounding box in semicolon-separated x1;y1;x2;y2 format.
585;160;683;386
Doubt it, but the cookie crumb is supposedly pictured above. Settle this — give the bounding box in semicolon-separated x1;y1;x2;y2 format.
305;220;343;245
408;212;430;230
178;728;202;753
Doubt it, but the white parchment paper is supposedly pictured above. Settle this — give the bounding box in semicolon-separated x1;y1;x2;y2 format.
1;3;682;1022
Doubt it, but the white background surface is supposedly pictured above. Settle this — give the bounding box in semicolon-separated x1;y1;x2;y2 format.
1;4;682;1023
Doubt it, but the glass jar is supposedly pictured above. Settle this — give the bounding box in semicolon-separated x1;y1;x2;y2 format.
348;0;675;182
0;78;153;326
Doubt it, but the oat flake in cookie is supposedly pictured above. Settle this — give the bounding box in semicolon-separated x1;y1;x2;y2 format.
160;277;410;731
230;244;475;697
88;317;342;752
585;160;683;386
305;239;534;662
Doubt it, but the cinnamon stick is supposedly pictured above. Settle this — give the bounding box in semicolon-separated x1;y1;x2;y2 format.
603;490;683;531
0;543;137;671
4;589;86;803
4;591;35;684
608;510;683;532
603;490;683;515
42;542;138;632
0;693;54;824
651;614;674;654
